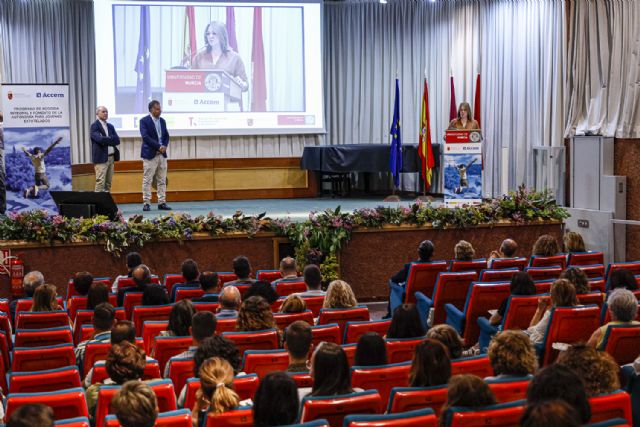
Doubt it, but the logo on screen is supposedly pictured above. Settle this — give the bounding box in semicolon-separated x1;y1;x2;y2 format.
7;92;12;101
204;74;222;92
36;92;41;98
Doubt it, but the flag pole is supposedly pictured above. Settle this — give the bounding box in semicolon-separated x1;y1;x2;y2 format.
384;71;401;202
416;68;433;203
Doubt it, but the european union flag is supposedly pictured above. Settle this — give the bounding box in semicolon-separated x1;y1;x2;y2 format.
389;78;402;188
134;5;151;113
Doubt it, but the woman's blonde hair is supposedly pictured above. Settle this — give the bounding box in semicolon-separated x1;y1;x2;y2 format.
199;357;240;414
454;240;475;262
557;344;620;396
31;284;58;312
532;234;560;257
563;231;586;253
487;330;537;376
457;102;473;120
280;294;307;314
323;280;357;309
551;279;578;307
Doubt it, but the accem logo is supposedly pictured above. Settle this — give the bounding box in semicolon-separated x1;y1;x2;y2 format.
36;92;65;98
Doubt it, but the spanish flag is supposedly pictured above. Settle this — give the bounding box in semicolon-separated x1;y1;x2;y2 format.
418;78;435;190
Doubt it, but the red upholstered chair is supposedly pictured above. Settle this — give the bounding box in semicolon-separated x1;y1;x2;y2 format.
590;278;607;293
83;342;113;375
15;310;69;329
242;349;289;378
216;318;238;334
286;421;331;427
303;296;326;317
310;323;342;347
342;343;357;366
579;264;606;279
0;312;12;348
15;297;65;316
451;355;493;378
175;288;205;302
274;310;315;330
417;271;477;325
524;266;562;281
350;362;411;404
343;319;391;344
289;371;313;388
184;375;260;410
534;280;553;294
568;251;605;266
0;333;9;392
204;408;253;427
256;270;282;282
14;326;73;348
300;390;383;427
142;320;169;353
344;408;437;427
276;281;308;296
387;385;448;416
152;336;193;373
105;409;192;427
166;358;195;394
115;276;159;292
599;325;640;365
56;417;91;427
123;292;144;319
488;257;528;270
8;365;81;393
577;291;605;309
193;302;220;313
133;304;174;336
529;254;567;269
486;377;531;403
222;329;279;356
477;295;541;350
163;274;186;295
391;262;449;307
68;296;89;321
385;337;424;364
606;262;640;282
73;308;125;344
318;307;370;342
0;298;8;315
90;359;161;384
5;387;89;421
443;400;526;426
588;391;633;424
449;259;488;276
217;272;238;286
12;343;75;372
478;268;519;282
67;278;111;299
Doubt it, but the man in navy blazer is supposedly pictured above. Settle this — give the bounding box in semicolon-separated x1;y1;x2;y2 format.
90;106;120;192
139;100;171;211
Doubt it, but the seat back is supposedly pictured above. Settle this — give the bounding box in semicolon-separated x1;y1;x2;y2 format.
607;262;640;281
204;407;253;427
222;329;279;355
68;296;88;321
588;391;633;424
342;343;357;366
256;270;282;282
16;297;65;315
318;307;370;342
530;254;567;269
84;342;113;375
12;343;76;372
133;304;174;336
289;371;313;388
486;377;531;403
451;355;493;378
152;336;193;372
300;390;383;426
568;251;605;266
123;292;143;319
8;365;81;394
489;257;528;270
501;295;541;330
184;375;260;410
274;310;315;330
193;302;220;313
388;385;448;416
577;291;604;309
5;387;89;421
478;268;518;282
533;280;553;294
15;326;73;347
310;324;342;347
444;400;526;427
142;320;169;353
350;362;411;404
458;282;511;346
449;259;487;276
344;319;392;344
540;305;602;366
276;281;308;296
242;349;289;378
579;264;606;279
386;337;425;364
600;325;640;365
590;277;607;293
403;262;449;304
431;272;477;325
91;359;161;385
167;358;195;393
56;417;91;427
216;318;238;334
117;276;160;291
163;274;186;295
16;310;69;330
105;409;192;427
302;296;326;317
175;288;205;302
217;272;238;285
344;408;437;427
73;309;124;344
524;266;562;281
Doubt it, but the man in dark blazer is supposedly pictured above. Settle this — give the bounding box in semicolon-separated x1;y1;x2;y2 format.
90;106;120;192
139;100;171;211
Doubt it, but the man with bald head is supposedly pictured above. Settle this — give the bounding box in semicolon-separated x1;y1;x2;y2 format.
117;264;151;306
217;285;240;318
90;106;120;192
489;238;518;263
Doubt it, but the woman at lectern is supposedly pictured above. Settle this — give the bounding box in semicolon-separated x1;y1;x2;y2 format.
448;102;480;130
192;21;249;92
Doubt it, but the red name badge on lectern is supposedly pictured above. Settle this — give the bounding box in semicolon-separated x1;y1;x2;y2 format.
444;130;483;143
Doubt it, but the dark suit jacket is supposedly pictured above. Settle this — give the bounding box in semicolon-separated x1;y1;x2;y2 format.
194;293;219;303
139;115;169;160
90;120;120;164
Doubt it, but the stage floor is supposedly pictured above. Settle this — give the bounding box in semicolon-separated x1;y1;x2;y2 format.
120;196;443;221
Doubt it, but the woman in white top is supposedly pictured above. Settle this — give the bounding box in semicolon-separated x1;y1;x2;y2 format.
526;279;578;345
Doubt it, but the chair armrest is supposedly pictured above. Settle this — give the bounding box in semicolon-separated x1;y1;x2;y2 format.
477;316;499;353
445;303;465;334
415;291;433;330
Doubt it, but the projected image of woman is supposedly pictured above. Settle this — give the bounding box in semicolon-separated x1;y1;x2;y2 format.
193;21;249;92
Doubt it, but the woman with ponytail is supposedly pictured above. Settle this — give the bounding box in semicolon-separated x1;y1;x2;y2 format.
191;357;241;426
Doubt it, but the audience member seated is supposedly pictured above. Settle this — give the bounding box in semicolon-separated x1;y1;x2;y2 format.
525;363;591;423
195;271;219;302
87;282;110;310
163;311;217;377
161;299;195;337
237;296;277;331
588;288;639;347
244;281;279;304
191;357;242;427
441;374;497;422
409;339;451;387
488;238;518;264
72;271;93;296
485;330;536;380
285;320;312;372
489;271;536;326
556;344;620;396
224;255;258;286
170;258;200;301
30;284;61;312
279;294;307;314
298;264;325;297
454;240;475;261
85;341;149;420
426;324;474;359
253;372;299;427
560;267;590;294
112;381;159;427
217;286;241;318
76;302;117;371
6;404;53;427
112;251;143;293
386;240;435;317
117;264;151;306
270;256;300;289
142;283;169;306
354;332;387;366
531;234;561;257
526;279;578;345
563;231;586;253
323;280;357;309
10;270;45;319
607;268;638;291
520;400;580;427
386;303;426;339
298;342;361;400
